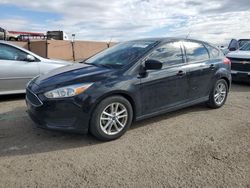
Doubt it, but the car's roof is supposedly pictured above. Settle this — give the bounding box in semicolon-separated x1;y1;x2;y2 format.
129;37;208;44
238;39;250;41
0;40;26;48
0;40;22;46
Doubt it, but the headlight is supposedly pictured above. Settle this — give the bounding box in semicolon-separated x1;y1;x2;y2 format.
44;83;93;99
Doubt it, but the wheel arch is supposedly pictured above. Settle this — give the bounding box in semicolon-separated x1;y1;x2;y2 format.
220;76;230;89
215;68;231;89
89;91;137;127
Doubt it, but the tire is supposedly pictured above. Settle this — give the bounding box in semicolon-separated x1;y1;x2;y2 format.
90;96;133;141
9;37;16;41
207;79;228;109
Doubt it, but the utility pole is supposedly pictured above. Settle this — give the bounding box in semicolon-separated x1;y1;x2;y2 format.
71;34;76;61
3;28;7;41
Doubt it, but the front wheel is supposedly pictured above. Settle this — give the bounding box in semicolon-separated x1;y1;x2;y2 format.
207;79;228;108
90;96;133;141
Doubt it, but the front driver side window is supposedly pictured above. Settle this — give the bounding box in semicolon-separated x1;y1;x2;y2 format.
0;44;28;61
148;42;183;67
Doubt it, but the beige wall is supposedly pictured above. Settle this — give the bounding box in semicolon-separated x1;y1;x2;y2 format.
29;41;47;58
47;40;73;61
9;40;116;61
74;41;108;60
9;41;28;49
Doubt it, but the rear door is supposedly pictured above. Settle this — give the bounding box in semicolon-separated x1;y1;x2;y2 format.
183;41;215;100
0;43;39;93
140;41;189;115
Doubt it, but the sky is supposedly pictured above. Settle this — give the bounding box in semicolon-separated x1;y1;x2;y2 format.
0;0;250;45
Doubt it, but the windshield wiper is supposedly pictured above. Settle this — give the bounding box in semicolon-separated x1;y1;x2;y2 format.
98;64;114;69
84;62;114;69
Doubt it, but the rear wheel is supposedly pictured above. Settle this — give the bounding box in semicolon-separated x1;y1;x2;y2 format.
207;79;228;108
90;96;133;141
9;37;17;41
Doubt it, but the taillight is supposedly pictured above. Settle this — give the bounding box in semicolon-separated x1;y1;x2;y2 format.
223;57;231;65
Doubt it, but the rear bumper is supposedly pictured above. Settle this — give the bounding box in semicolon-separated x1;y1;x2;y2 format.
26;95;91;134
231;70;250;83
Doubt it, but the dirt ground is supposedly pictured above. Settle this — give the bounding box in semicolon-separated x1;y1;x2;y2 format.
0;83;249;188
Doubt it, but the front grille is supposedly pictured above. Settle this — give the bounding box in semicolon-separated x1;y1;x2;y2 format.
228;58;250;72
26;89;43;106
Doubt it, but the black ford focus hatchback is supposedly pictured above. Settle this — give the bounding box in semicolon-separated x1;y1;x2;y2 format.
26;38;231;141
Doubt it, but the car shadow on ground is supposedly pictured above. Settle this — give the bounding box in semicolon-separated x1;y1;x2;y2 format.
1;82;247;158
0;93;26;101
0;101;210;158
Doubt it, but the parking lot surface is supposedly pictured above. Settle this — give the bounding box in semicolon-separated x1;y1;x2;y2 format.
0;83;249;187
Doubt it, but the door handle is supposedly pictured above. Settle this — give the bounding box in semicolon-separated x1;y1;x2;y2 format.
177;70;186;76
210;64;215;69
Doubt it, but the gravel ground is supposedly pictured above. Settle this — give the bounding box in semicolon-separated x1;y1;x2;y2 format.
0;83;249;188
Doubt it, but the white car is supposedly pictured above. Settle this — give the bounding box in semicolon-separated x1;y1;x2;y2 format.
227;42;250;83
0;41;71;95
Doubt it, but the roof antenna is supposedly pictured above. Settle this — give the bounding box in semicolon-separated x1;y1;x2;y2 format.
107;37;113;48
186;31;191;39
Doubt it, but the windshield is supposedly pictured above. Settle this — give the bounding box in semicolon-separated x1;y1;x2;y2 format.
85;41;158;69
239;40;250;48
240;42;250;51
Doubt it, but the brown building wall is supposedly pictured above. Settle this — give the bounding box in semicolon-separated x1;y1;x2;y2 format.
47;40;73;61
29;41;47;58
74;41;108;61
9;41;28;49
8;40;117;61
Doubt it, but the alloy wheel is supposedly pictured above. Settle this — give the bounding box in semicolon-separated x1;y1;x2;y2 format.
100;102;128;135
214;82;227;105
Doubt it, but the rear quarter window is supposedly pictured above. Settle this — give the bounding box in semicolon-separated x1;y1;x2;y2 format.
183;41;209;62
204;44;221;58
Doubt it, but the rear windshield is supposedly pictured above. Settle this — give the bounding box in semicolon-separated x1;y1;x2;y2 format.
85;41;158;69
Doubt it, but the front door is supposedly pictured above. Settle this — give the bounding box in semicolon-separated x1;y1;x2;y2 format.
139;41;189;116
0;43;39;93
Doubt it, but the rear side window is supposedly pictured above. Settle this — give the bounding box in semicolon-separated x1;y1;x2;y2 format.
148;42;183;67
204;44;220;58
183;41;209;62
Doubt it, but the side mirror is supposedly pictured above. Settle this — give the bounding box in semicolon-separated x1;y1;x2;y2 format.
144;59;163;70
229;47;237;51
26;54;36;62
228;39;239;51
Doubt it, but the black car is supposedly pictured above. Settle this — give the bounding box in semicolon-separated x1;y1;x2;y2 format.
26;38;231;141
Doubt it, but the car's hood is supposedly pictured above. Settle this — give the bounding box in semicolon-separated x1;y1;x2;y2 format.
33;63;112;91
227;50;250;59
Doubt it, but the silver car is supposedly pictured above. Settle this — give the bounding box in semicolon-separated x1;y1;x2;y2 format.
0;41;70;95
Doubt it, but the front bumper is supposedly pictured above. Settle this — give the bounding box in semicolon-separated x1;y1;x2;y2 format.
231;70;250;83
26;91;91;134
